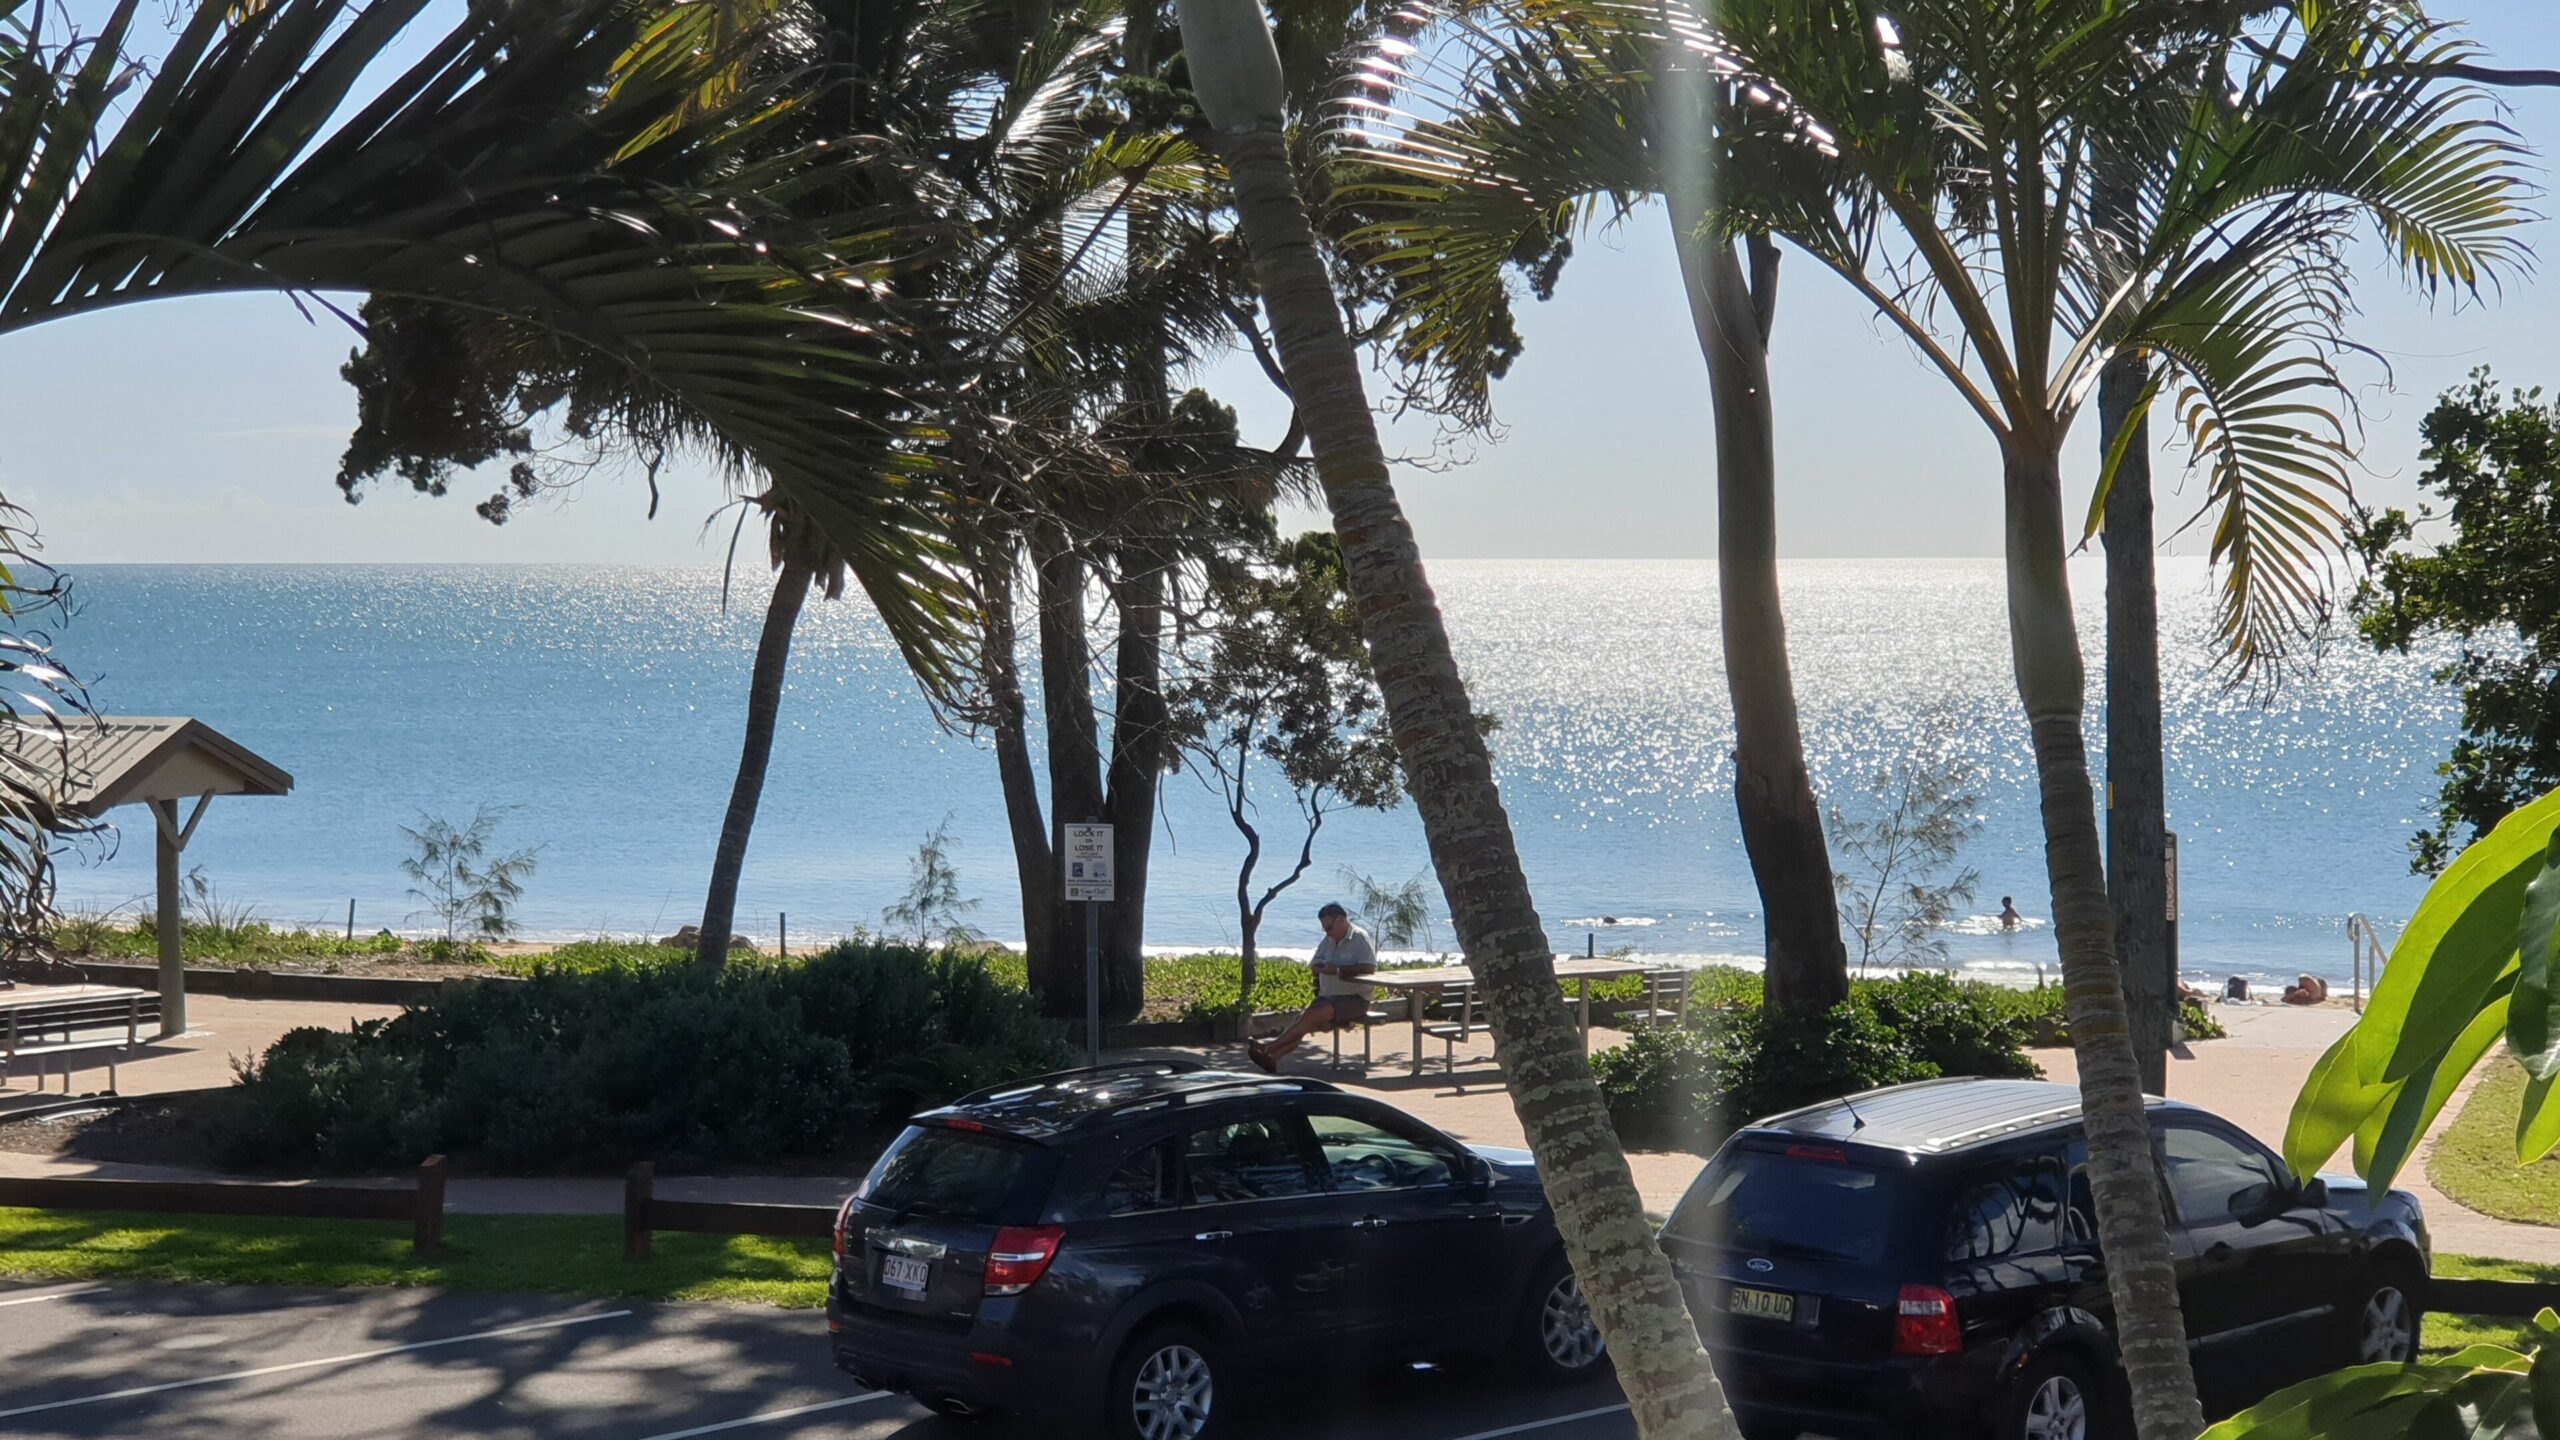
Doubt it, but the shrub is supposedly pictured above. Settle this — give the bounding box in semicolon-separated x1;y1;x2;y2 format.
1858;970;2040;1080
216;944;1070;1173
1593;1002;1941;1154
1592;974;2043;1155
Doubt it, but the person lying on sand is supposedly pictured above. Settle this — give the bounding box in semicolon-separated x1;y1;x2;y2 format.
2282;974;2329;1006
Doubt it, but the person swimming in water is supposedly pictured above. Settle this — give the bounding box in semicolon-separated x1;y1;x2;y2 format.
1999;897;2023;931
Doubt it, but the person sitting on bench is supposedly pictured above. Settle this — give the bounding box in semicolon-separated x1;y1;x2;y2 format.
1249;902;1376;1073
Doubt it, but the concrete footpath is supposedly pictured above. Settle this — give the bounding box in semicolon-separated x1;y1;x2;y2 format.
4;991;2557;1262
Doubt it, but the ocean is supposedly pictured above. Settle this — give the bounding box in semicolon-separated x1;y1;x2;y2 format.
35;559;2462;988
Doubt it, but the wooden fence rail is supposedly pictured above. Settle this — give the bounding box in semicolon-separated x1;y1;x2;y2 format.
2427;1277;2560;1319
0;1155;448;1256
621;1161;837;1260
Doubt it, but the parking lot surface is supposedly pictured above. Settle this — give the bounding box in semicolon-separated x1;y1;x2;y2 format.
0;1282;1636;1440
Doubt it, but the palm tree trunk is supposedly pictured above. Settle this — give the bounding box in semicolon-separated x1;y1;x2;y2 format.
696;554;812;968
2004;438;2205;1440
1103;555;1167;1022
1035;528;1107;1017
2101;350;2173;1095
1667;212;1849;1018
978;546;1053;974
1200;114;1740;1440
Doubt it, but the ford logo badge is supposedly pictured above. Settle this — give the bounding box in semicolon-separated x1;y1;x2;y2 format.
1746;1258;1775;1274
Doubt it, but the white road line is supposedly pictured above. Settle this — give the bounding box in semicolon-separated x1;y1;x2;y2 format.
1444;1402;1634;1440
0;1285;108;1308
630;1393;892;1440
0;1307;634;1419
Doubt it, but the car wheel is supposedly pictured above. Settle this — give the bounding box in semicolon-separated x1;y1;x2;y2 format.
1108;1323;1223;1440
1513;1253;1609;1381
1733;1416;1799;1440
1998;1350;2102;1440
2344;1263;2424;1366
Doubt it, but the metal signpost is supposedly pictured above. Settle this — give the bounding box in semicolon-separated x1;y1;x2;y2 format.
2165;829;2181;1023
1062;822;1115;1066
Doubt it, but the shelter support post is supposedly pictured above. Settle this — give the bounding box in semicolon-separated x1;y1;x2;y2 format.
147;793;213;1039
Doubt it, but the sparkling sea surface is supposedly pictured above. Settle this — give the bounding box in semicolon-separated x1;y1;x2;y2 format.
37;559;2461;986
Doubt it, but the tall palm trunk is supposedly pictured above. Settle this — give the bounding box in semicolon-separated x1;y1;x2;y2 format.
978;546;1054;971
697;554;813;968
1102;555;1166;1021
2003;439;2206;1440
1667;208;1849;1017
1035;529;1108;1015
1182;6;1739;1434
2101;349;2173;1095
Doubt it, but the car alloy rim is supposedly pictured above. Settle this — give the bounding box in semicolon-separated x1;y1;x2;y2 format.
1540;1274;1605;1370
2360;1286;2416;1363
2022;1375;2086;1440
1131;1344;1214;1440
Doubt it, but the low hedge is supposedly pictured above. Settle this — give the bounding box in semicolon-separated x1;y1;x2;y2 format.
216;943;1070;1173
1592;970;2042;1154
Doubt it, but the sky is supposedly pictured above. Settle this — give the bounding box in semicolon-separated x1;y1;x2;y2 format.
2;3;2554;566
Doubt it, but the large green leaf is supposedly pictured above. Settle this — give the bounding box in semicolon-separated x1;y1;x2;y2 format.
2510;830;2560;1079
2287;1025;2397;1180
2195;1359;2511;1440
2354;976;2512;1193
2358;787;2560;1086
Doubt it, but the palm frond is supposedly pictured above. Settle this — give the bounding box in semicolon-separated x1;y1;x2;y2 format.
0;0;977;693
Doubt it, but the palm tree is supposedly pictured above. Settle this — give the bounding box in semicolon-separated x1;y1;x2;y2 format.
1174;2;1742;1437
1339;5;1852;1016
1538;4;2515;1435
696;498;847;966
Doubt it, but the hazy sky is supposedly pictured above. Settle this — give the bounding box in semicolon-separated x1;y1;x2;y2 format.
3;3;2553;565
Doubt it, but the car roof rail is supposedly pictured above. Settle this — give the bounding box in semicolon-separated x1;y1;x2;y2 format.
951;1058;1208;1107
1078;1075;1342;1124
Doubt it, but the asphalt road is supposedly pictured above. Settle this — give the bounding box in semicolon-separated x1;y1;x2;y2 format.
0;1282;1637;1440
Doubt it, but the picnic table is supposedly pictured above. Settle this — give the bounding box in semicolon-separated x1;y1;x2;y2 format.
1361;958;1654;1075
0;983;155;1093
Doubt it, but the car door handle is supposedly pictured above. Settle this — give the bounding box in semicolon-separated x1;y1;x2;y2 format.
1351;1216;1389;1230
1194;1230;1234;1243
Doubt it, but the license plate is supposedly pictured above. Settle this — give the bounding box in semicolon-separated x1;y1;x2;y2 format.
880;1256;931;1293
1727;1286;1795;1323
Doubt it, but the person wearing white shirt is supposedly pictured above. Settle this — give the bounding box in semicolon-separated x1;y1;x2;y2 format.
1248;901;1377;1072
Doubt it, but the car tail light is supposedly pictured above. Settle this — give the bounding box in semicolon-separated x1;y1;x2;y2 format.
1784;1144;1848;1162
832;1198;857;1262
1894;1285;1962;1356
984;1226;1065;1296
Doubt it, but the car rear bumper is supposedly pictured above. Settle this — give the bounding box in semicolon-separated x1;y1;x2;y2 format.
827;1285;1093;1418
1710;1343;1996;1439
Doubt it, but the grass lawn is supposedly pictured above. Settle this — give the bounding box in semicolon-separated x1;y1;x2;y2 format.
1;1205;2534;1353
2425;1253;2560;1356
0;1208;831;1307
2428;1057;2560;1227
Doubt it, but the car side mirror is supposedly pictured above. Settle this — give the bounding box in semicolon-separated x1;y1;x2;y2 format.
2299;1177;2329;1208
1465;1154;1496;1199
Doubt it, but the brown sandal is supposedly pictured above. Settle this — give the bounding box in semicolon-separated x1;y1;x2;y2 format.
1246;1041;1278;1074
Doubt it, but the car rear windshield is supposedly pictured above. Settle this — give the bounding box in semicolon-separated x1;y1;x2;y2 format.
856;1125;1037;1222
1665;1146;1902;1264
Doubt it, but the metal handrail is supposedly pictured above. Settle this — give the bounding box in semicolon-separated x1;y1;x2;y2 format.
2348;913;2389;1012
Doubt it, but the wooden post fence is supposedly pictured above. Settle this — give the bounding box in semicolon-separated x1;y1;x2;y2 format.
0;1156;450;1256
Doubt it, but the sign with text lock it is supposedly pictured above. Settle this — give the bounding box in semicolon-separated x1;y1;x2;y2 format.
1063;823;1115;902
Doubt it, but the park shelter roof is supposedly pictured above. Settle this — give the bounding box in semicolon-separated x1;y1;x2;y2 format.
0;717;293;818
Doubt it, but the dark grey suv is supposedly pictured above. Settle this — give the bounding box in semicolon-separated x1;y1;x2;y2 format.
827;1061;1607;1440
1663;1078;2431;1440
